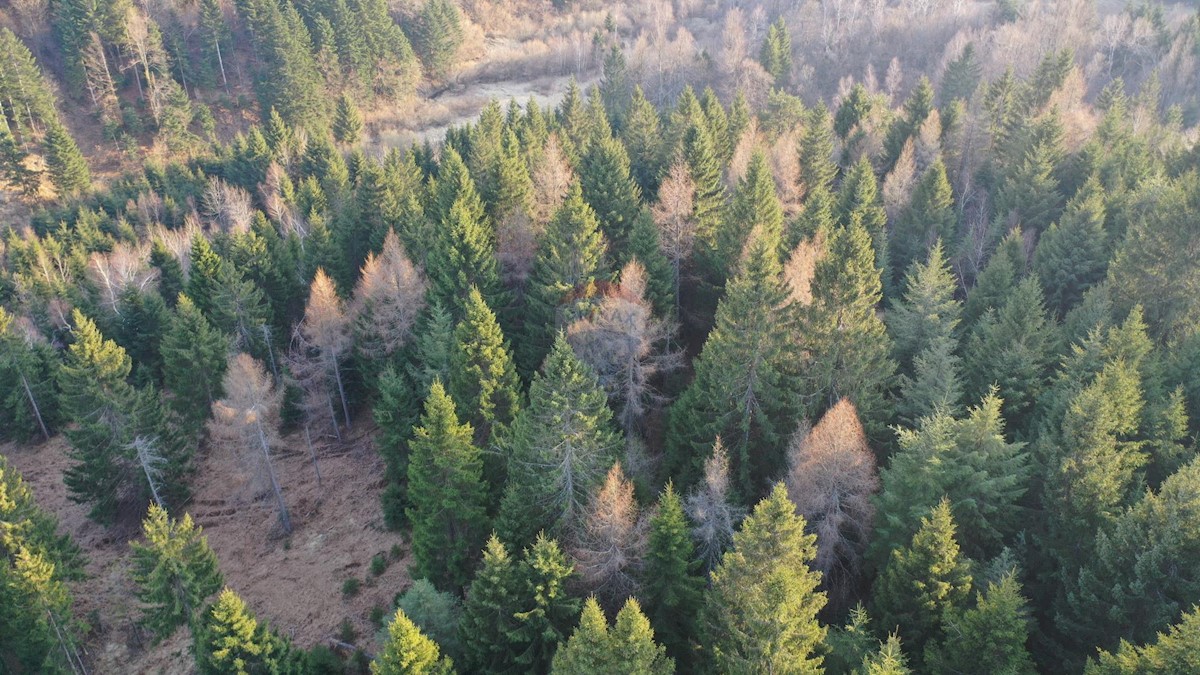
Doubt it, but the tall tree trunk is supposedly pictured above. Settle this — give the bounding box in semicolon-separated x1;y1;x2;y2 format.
331;357;351;430
20;373;50;441
255;421;292;534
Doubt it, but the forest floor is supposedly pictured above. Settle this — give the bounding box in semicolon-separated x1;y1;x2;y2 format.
2;420;409;673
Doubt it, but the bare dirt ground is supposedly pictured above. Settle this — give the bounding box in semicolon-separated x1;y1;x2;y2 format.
3;421;409;673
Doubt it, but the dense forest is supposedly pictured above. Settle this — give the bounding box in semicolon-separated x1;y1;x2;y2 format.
3;0;1200;673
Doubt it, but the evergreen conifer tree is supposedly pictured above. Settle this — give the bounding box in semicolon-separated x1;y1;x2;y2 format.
718;151;785;282
887;242;961;376
551;597;673;675
43;120;90;197
666;226;797;498
704;484;827;673
407;380;489;592
870;499;973;656
759;18;793;88
580;134;642;258
802;221;896;442
374;608;454;675
642;482;703;667
874;392;1028;563
161;294;229;436
497;335;619;547
449;286;521;449
459;534;520;672
924;572;1036;675
798;102;839;200
1033;178;1109;316
333;93;364;145
195;588;285;675
890;159;955;289
519;181;609;376
130;504;224;639
622;86;665;197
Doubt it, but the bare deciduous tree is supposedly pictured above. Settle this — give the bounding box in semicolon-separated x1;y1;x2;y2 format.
87;243;156;315
651;155;697;315
571;463;647;612
292;269;352;440
784;399;878;609
496;209;541;292
530;134;573;226
202;177;255;234
209;353;292;534
567;261;680;436
352;229;427;360
686;438;744;573
882;138;917;222
784;231;828;308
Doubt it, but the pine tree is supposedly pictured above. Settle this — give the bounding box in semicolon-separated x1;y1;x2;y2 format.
1033;178;1109;316
333;93;364;145
704;484;827;673
884;77;936;172
43;120;90;197
130;504;224;640
684;121;728;288
195;588;285;675
161;295;229;436
861;635;912;675
960;229;1024;331
449;286;522;452
251;0;328;126
1057;457;1200;666
890;159;955;289
870;499;973;656
924;571;1036;675
626;210;676;317
407;380;489;592
802;221;896;442
1042;358;1147;573
374;608;454;675
895;335;964;427
497;335;619;548
666;226;797;499
874;392;1028;563
599;45;632;131
641;482;703;667
551;597;674;675
759;17;793;88
0;309;59;443
579;134;642;258
519;181;609;376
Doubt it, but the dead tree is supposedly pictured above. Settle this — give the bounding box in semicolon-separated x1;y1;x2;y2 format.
209;353;292;535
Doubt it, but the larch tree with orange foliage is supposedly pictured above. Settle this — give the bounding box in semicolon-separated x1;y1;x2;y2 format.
292;268;353;440
570;463;647;611
208;353;291;534
785;399;879;610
